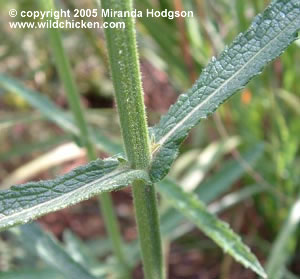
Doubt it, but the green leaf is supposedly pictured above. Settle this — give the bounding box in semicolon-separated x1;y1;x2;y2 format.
265;199;300;279
149;0;300;182
158;179;267;278
0;74;77;134
208;184;265;214
0;135;71;163
0;157;149;231
11;223;99;279
63;230;123;277
278;89;300;116
0;269;64;279
0;74;122;154
63;230;101;270
159;144;264;239
195;144;264;202
284;270;300;279
93;145;263;270
0;111;41;131
176;137;240;190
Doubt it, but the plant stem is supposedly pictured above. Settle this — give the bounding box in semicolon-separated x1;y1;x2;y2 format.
40;1;130;277
40;0;95;159
101;1;164;278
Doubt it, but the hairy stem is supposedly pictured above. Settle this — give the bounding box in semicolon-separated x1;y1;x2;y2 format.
40;0;130;276
101;0;165;278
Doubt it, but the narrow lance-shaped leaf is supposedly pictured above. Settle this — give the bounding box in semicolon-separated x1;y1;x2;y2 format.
0;269;64;279
0;74;77;134
0;157;149;231
158;179;267;278
11;223;100;279
63;230;103;270
265;199;300;279
150;0;300;182
0;74;122;154
159;144;264;239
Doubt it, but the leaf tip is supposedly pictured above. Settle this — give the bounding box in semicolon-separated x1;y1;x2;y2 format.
261;271;268;279
254;264;268;279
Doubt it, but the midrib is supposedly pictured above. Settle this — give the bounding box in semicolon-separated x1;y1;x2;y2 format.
157;17;297;148
0;168;127;226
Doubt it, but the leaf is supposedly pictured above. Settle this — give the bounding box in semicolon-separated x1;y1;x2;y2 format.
178;137;240;191
149;0;300;182
0;269;65;279
0;157;149;230
93;145;264;269
208;184;265;214
11;223;100;279
0;111;41;131
0;135;70;163
265;199;300;279
0;74;77;133
278;89;300;116
63;230;101;270
0;74;122;154
195;144;264;202
63;230;124;277
159;144;264;239
284;270;300;279
158;179;267;278
82;183;265;274
1;142;85;189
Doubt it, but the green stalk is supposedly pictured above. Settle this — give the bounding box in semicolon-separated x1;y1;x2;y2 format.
40;0;95;159
101;1;164;279
40;1;130;277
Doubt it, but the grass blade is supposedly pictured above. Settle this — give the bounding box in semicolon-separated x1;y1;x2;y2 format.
0;269;64;279
195;144;264;201
0;74;77;133
0;74;122;154
178;137;240;191
0;135;71;163
0;157;149;230
265;199;300;279
150;0;300;182
11;223;99;279
63;230;103;270
208;184;265;214
0;111;41;131
63;230;117;277
278;89;300;116
40;0;95;159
